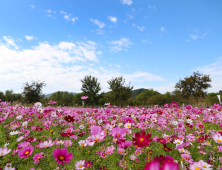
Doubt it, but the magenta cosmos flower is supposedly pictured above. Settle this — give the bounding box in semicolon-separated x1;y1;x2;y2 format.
144;160;179;170
18;145;34;159
52;148;73;166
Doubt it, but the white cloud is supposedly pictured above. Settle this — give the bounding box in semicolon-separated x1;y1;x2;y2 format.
148;5;156;11
92;29;105;35
161;27;165;32
128;14;134;19
190;34;198;40
46;9;52;13
25;35;37;41
0;39;166;94
47;14;51;17
72;17;78;22
3;36;19;50
132;24;145;31
30;5;35;9
90;19;106;29
138;26;145;31
121;0;132;5
60;11;78;23
115;64;121;68
108;38;133;52
141;40;151;44
108;16;117;23
192;57;222;93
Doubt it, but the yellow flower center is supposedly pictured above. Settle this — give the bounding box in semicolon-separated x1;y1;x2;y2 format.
1;153;3;155
59;156;64;160
217;139;221;143
140;138;144;142
79;165;83;168
81;144;84;147
95;138;99;142
37;156;40;159
195;167;199;170
25;151;30;155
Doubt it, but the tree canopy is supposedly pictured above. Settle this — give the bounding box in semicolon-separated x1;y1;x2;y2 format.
175;71;211;106
80;75;102;106
22;80;46;104
107;76;133;106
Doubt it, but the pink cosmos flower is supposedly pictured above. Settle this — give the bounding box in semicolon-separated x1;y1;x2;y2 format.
189;161;203;170
39;139;55;148
117;148;127;155
63;140;72;147
33;152;44;164
218;146;222;152
18;142;30;148
18;145;34;159
118;140;132;148
110;127;126;139
0;147;11;156
88;133;106;143
81;96;88;100
52;148;73;166
144;160;179;170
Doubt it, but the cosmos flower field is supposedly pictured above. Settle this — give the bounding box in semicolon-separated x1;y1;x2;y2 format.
0;101;222;170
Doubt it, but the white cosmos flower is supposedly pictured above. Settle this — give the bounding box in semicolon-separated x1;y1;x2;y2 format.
16;136;24;142
173;139;183;145
124;123;131;129
9;131;19;135
4;143;9;147
51;112;57;118
130;154;136;160
34;102;42;107
79;125;85;129
16;115;22;120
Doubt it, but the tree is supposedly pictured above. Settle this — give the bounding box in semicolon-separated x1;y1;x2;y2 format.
107;76;133;106
0;91;5;101
175;71;211;106
80;75;102;106
22;80;46;104
133;89;160;106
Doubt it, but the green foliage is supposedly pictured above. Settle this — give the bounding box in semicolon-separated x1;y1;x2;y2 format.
147;94;167;105
72;92;84;106
22;80;46;104
133;89;160;105
0;91;5;101
107;76;133;106
49;91;75;106
80;75;102;106
175;71;212;106
205;92;220;106
130;88;145;97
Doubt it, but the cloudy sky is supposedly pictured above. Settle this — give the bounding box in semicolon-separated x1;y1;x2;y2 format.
0;0;222;95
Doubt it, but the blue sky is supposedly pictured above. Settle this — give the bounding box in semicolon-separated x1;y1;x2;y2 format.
0;0;222;95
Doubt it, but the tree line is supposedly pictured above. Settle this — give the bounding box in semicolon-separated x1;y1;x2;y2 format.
0;71;221;107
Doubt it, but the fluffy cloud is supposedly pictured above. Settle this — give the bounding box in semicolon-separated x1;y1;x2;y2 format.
61;11;78;23
90;19;106;29
25;35;37;41
132;24;145;31
108;38;133;52
3;36;19;50
121;0;132;5
190;34;198;40
108;16;117;23
161;27;165;32
148;5;156;11
0;37;165;94
193;57;222;93
29;5;35;9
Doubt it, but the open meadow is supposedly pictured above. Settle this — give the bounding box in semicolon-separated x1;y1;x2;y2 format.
0;101;222;170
